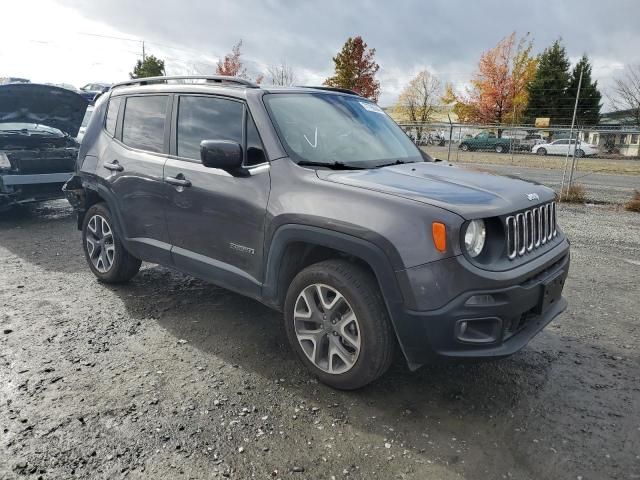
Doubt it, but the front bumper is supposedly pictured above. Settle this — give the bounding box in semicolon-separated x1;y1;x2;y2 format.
0;172;73;208
393;242;570;369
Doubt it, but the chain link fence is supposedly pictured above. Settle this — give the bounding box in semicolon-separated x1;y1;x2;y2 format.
397;122;640;205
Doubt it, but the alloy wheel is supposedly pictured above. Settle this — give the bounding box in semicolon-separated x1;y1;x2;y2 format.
293;283;361;374
85;214;115;273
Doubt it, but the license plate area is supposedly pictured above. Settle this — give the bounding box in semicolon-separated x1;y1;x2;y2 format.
536;270;566;314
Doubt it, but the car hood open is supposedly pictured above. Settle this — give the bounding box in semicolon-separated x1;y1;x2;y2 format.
0;83;88;137
318;162;555;218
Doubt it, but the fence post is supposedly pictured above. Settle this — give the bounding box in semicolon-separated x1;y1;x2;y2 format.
567;128;582;193
560;64;583;200
447;114;453;162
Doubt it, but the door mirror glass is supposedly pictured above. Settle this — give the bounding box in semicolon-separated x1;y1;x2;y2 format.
200;140;243;171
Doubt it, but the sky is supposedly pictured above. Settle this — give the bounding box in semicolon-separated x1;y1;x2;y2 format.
2;0;638;108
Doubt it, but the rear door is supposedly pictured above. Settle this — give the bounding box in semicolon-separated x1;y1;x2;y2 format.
97;94;172;264
163;94;270;297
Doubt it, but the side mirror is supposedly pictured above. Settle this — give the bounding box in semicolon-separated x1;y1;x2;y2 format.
200;140;243;171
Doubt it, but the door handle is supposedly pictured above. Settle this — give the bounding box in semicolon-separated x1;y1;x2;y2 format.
165;175;192;187
104;161;124;172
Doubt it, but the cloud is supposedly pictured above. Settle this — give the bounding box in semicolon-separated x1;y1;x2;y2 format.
3;0;639;107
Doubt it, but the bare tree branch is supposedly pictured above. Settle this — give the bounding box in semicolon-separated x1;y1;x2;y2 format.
394;70;442;141
610;64;640;126
267;62;297;86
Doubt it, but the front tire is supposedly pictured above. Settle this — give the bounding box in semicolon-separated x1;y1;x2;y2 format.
284;260;395;390
82;203;141;283
536;147;547;156
460;143;470;151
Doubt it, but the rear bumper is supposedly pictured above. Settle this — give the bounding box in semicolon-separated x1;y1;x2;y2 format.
394;246;570;369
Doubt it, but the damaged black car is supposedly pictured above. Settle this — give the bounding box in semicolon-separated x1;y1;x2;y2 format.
0;83;87;211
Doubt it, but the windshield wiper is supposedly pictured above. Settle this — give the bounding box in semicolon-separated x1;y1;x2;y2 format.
373;160;410;168
297;160;365;170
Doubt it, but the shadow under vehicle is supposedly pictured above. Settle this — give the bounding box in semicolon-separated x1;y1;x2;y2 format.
0;83;87;212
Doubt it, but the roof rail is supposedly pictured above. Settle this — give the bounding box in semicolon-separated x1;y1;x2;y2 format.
299;86;360;96
111;75;259;90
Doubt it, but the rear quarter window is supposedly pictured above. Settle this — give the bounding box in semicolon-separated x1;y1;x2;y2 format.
104;97;121;137
122;95;168;153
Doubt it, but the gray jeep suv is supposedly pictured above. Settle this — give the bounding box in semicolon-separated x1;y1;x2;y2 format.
63;75;570;389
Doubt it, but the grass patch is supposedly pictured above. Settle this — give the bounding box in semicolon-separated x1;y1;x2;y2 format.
625;190;640;212
560;184;587;203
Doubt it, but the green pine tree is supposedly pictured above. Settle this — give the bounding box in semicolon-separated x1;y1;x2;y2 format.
566;55;602;126
130;55;166;79
525;40;571;125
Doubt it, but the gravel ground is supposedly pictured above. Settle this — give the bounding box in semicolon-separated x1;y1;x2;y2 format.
1;200;639;480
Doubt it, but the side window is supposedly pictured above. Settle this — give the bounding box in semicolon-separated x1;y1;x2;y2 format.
122;96;168;153
104;97;121;137
177;96;243;161
245;115;266;166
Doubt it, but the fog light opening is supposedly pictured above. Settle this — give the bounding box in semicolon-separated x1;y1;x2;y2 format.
455;317;502;344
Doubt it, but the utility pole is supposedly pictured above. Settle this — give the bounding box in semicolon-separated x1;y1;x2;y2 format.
560;65;583;200
142;40;146;61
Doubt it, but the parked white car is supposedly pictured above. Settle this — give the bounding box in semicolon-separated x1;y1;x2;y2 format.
532;139;598;157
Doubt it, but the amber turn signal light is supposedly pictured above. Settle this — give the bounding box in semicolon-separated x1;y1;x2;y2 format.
432;222;447;252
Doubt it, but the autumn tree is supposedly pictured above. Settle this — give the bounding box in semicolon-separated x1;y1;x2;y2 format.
324;36;381;101
268;62;297;86
393;70;441;142
130;55;166;79
611;64;640;126
216;40;248;78
566;55;602;126
525;40;571;124
443;33;537;131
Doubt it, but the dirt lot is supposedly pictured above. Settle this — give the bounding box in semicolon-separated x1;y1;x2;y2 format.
1;200;639;480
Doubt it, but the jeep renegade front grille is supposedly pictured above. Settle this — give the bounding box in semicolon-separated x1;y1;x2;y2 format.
505;202;556;260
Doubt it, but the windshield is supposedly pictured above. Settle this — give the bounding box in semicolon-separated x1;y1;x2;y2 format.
264;93;423;167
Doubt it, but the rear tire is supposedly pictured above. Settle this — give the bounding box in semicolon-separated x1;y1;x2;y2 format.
495;144;506;153
536;148;547;156
82;202;141;283
284;259;395;390
575;149;585;158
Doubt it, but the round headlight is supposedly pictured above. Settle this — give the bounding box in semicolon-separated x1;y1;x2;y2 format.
464;219;486;257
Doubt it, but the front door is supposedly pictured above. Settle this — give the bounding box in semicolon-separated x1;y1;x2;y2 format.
163;95;270;297
98;94;171;264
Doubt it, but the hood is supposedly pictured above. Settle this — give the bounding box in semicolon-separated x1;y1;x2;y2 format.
0;83;88;137
318;162;555;218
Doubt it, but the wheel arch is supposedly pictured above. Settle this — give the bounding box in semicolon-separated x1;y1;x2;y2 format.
262;224;414;365
73;180;128;244
263;225;403;309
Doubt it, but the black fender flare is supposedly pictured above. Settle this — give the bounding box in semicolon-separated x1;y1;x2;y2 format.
261;224;415;365
78;180;130;247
